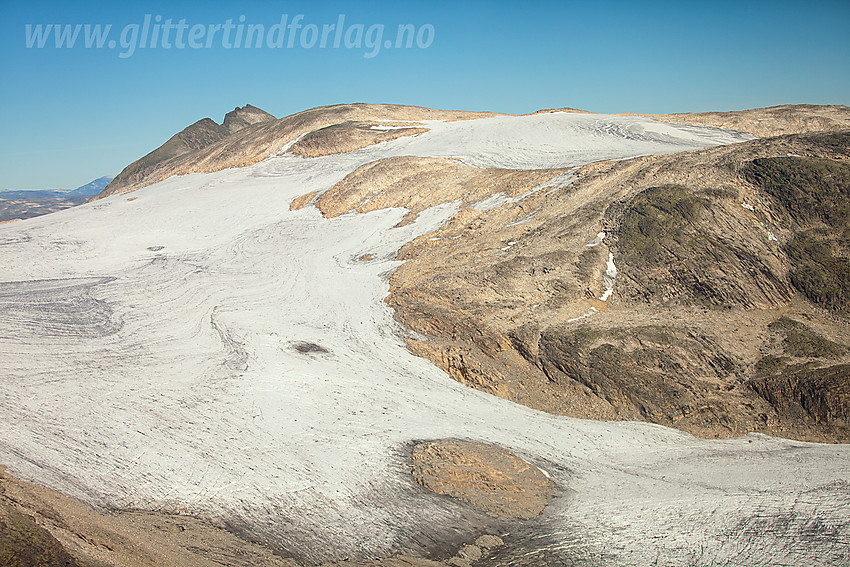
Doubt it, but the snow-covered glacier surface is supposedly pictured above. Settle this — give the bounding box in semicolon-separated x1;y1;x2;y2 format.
383;111;755;169
1;113;847;565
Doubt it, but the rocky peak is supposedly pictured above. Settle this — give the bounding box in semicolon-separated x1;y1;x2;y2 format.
98;105;276;198
222;104;276;134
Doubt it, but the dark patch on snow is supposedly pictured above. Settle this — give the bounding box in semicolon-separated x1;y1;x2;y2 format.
291;341;329;354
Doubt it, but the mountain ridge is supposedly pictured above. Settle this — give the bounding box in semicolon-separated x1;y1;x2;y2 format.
99;105;276;196
96;103;850;201
96;103;499;199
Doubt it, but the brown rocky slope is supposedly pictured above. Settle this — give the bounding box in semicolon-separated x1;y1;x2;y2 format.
623;104;850;138
376;129;850;443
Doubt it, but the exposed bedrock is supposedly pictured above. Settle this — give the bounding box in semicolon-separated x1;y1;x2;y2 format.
384;131;850;442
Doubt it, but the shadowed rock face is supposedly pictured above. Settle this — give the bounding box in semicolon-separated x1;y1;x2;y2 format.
742;153;850;312
610;184;793;308
536;325;739;421
411;441;553;520
750;362;850;426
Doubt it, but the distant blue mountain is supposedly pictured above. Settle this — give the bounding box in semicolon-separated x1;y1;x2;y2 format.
68;176;114;196
0;176;114;198
0;176;115;222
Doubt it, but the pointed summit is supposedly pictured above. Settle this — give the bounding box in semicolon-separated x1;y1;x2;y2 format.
222;104;276;134
101;105;276;196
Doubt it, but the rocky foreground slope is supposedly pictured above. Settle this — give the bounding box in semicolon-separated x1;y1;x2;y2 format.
1;103;849;566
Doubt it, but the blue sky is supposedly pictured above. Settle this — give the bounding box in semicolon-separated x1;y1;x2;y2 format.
1;0;848;190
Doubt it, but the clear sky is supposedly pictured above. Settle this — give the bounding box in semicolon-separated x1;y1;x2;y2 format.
1;0;848;190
